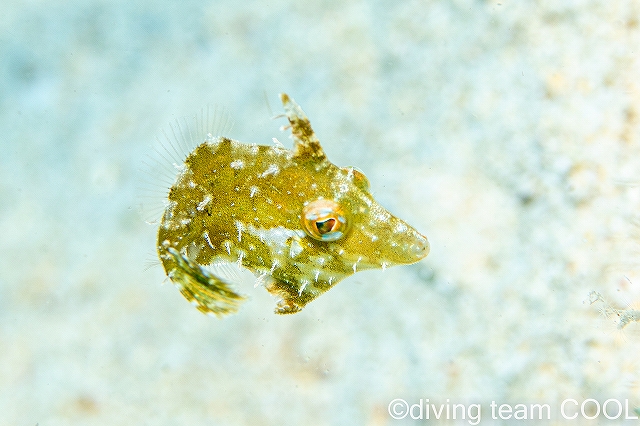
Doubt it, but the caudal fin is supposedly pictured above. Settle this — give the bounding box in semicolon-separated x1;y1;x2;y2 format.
166;248;246;317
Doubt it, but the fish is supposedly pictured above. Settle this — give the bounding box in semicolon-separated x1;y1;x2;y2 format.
156;93;429;316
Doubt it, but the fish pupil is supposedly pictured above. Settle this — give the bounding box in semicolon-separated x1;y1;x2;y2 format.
316;217;336;234
301;199;349;242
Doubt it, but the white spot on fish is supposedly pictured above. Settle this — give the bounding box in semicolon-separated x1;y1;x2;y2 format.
298;281;308;295
203;231;215;249
197;195;211;211
289;239;303;258
246;224;301;250
260;164;280;177
235;220;244;242
353;256;362;273
249;186;259;197
224;241;231;255
376;211;391;221
394;222;408;233
230;159;244;169
346;168;354;179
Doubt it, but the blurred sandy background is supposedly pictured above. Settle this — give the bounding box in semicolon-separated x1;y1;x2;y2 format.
2;0;640;424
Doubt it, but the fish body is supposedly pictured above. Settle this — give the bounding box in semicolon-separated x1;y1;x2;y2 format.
157;94;429;316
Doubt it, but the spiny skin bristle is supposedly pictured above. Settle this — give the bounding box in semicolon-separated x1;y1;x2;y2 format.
137;106;234;226
589;291;640;330
143;255;162;271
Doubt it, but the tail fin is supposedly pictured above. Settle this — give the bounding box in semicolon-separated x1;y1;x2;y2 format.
166;248;246;317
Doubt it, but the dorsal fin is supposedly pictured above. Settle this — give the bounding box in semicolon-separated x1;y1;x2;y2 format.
280;93;327;162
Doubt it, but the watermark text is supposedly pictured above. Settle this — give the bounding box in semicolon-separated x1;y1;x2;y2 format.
387;398;638;423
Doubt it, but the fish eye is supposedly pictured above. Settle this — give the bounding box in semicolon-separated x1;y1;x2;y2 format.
301;199;349;242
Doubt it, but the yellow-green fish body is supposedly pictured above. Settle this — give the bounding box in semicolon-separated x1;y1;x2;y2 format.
157;94;429;316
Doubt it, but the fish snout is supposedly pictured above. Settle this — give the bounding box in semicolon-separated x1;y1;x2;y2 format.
383;228;430;266
410;231;430;261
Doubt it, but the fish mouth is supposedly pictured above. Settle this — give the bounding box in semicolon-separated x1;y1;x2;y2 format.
384;230;430;265
411;232;430;261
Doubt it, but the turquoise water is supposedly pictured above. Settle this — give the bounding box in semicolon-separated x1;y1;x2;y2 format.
1;0;639;424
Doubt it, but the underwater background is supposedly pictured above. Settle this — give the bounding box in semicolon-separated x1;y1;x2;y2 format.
1;0;640;424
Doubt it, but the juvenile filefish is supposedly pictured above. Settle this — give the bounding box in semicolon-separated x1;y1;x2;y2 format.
157;94;429;316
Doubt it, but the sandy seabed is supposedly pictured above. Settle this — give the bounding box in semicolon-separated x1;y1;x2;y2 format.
1;0;640;425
